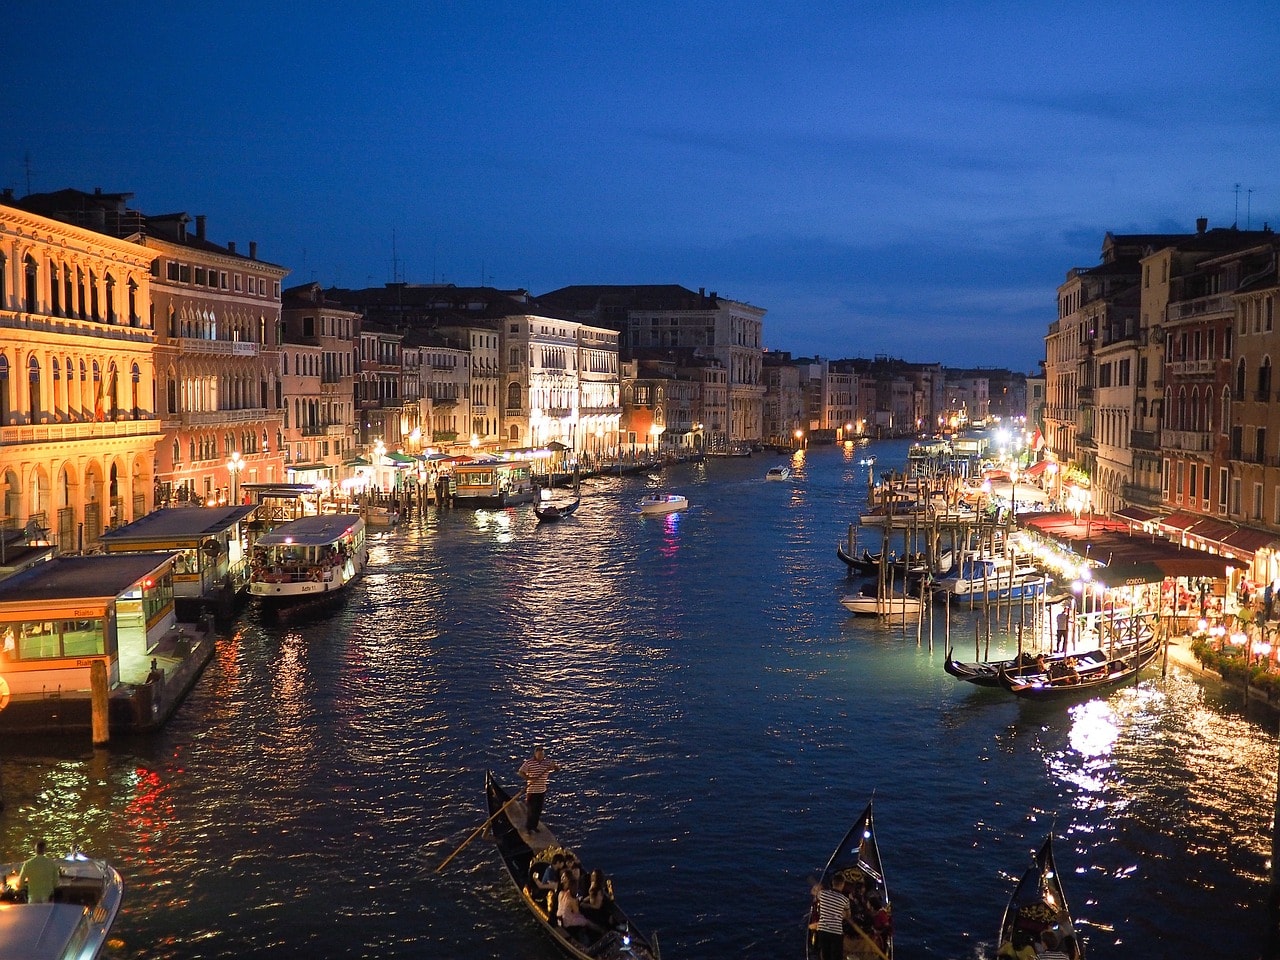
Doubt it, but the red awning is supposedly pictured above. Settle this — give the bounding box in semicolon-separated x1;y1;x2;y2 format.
1186;518;1237;543
1222;527;1280;554
1022;459;1052;478
1113;506;1162;524
1158;511;1202;532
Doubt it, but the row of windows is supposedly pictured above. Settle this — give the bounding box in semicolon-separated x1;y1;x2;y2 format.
156;260;279;299
2;253;142;326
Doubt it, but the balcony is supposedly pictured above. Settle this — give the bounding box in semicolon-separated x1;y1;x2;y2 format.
181;408;269;426
1;417;162;444
1130;429;1159;451
1075;432;1096;449
1076;385;1094;401
1167;359;1215;377
1169;294;1233;322
178;336;260;357
1165;429;1212;452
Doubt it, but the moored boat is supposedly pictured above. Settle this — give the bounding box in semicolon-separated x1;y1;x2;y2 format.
841;586;924;617
997;834;1083;958
483;772;659;960
636;493;688;516
248;514;368;604
807;800;892;960
0;847;124;960
997;638;1162;699
836;543;881;574
931;553;1048;602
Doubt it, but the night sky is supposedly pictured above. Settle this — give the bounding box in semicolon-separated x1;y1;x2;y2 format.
7;1;1279;371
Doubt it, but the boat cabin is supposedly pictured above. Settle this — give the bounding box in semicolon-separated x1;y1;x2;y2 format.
451;460;535;507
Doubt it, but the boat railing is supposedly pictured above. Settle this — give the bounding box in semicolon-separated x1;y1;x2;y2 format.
251;562;338;584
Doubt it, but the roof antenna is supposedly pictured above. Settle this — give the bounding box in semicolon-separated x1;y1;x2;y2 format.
23;151;32;196
1234;183;1241;228
390;230;402;283
1248;188;1253;230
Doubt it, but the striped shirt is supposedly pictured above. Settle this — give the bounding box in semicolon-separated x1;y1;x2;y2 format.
519;757;558;794
815;888;849;935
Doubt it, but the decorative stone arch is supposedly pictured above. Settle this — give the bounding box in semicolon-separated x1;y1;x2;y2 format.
82;458;106;546
53;460;78;551
2;467;20;522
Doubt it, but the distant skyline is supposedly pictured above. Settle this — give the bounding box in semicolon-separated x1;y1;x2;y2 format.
6;1;1280;373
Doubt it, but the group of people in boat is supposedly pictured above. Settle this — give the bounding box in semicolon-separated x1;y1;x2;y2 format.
998;921;1079;959
810;871;892;959
527;850;617;945
250;542;353;583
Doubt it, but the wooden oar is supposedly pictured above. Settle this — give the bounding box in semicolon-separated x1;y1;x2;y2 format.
434;791;524;874
847;921;890;960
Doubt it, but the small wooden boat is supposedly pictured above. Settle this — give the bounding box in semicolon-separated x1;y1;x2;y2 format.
765;465;792;481
484;773;659;960
998;638;1161;699
535;497;581;522
807;800;892;960
636;493;688;516
0;848;124;960
945;648;1064;688
997;835;1083;958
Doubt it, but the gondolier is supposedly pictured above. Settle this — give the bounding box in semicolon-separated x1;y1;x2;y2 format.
812;875;852;960
517;745;561;835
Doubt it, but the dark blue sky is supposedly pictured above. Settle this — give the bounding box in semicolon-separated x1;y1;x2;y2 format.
7;2;1279;371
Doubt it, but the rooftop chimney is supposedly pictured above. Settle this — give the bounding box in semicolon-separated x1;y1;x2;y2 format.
249;241;258;260
1196;217;1208;235
195;215;206;240
227;241;236;253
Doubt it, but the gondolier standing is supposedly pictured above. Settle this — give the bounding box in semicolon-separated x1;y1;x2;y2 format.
812;874;852;960
517;745;561;835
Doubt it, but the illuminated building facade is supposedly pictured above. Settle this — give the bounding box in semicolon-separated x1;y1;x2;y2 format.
0;197;159;550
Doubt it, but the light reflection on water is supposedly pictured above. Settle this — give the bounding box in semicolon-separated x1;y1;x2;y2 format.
0;442;1272;958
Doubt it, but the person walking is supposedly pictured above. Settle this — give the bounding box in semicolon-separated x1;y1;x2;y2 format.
517;745;561;835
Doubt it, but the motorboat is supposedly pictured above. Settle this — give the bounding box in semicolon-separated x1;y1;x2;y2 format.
765;466;792;481
840;591;924;617
931;552;1048;601
248;514;368;604
636;493;688;516
0;848;123;960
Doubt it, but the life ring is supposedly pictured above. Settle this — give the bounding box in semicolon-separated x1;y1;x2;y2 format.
310;568;322;582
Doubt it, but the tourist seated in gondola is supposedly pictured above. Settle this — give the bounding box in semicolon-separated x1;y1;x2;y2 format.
996;929;1037;960
869;896;892;951
580;869;614;928
555;873;604;943
529;852;567;895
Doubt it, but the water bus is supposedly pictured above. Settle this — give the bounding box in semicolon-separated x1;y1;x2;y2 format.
248;514;368;604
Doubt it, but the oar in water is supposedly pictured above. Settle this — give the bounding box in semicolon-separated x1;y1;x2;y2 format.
434;791;524;874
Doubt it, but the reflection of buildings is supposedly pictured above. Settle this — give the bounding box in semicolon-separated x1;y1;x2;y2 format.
0;194;160;551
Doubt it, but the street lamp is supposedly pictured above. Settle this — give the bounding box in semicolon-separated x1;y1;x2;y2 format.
227;451;243;505
794;428;804;451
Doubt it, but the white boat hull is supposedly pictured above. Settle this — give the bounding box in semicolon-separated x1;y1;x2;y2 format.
841;594;925;616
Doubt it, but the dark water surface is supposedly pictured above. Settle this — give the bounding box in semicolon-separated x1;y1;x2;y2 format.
0;441;1274;958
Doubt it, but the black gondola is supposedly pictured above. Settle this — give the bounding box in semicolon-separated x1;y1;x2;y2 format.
997;834;1083;958
836;543;882;574
483;772;659;960
535;497;581;522
807;801;892;960
944;647;1046;687
997;637;1162;699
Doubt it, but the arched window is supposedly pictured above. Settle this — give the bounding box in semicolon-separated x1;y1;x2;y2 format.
92;360;102;420
49;262;60;315
27;356;40;421
173;440;181;465
51;357;61;420
1260;356;1273;401
127;278;139;325
1236;358;1247;397
24;257;38;313
105;274;117;324
0;354;9;423
507;381;522;410
131;363;141;419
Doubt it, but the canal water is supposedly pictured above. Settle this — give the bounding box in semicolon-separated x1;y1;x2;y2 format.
0;440;1274;959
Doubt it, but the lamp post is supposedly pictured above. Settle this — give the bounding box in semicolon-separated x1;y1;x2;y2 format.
650;424;663;458
794;428;804;451
227;451;243;505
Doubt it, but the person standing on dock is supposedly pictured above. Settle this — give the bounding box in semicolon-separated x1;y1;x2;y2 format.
517;745;561;835
1055;607;1070;653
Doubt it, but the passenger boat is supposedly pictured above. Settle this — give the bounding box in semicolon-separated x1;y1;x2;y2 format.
997;835;1083;958
484;773;660;960
931;553;1048;601
636;493;688;516
807;800;892;960
765;465;792;481
998;638;1162;699
248;514;368;604
534;496;581;522
0;848;123;960
452;459;537;507
840;585;924;617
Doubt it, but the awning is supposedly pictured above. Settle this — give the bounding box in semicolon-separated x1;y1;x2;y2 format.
1093;554;1245;587
1157;511;1202;532
1113;505;1162;524
1223;527;1280;554
1185;518;1237;542
384;452;417;466
1022;459;1053;478
343;456;371;467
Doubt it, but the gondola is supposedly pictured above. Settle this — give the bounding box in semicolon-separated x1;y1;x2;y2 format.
807;801;892;960
836;543;882;575
944;647;1047;687
483;772;659;960
997;834;1083;958
997;637;1162;699
535;497;580;522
